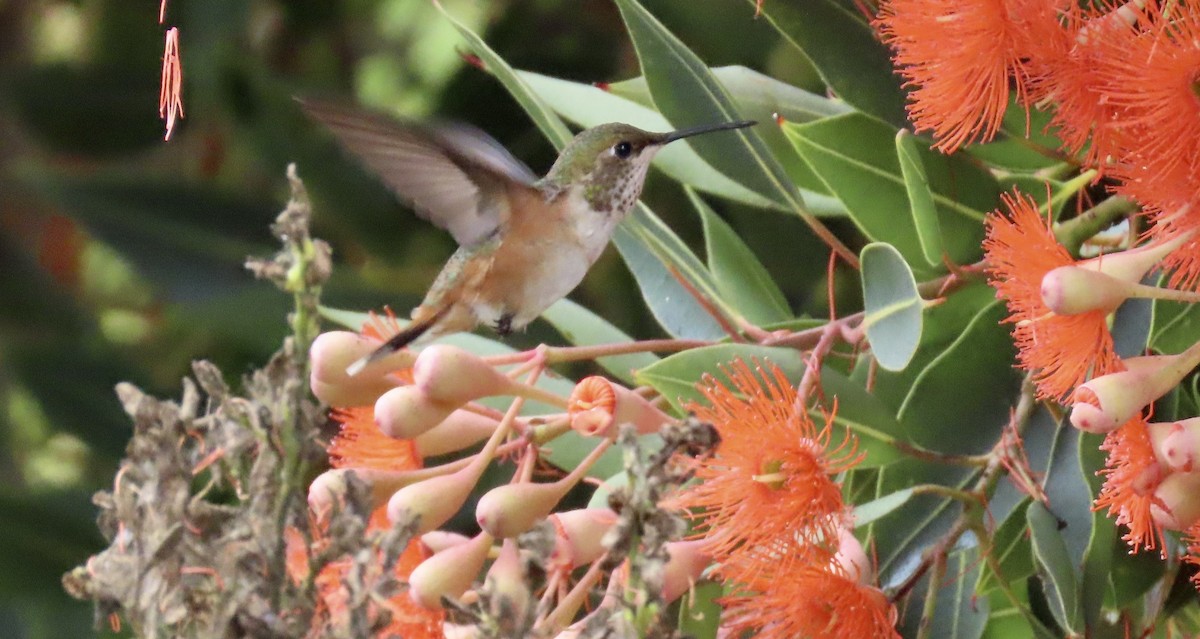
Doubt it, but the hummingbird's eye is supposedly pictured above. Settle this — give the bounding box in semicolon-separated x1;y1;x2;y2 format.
613;141;634;159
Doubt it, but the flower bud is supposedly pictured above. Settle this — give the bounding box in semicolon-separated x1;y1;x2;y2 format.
388;462;486;534
477;481;570;539
374;385;458;440
549;508;618;571
409;531;493;609
442;624;482;639
1152;471;1200;531
476;441;611;538
421;530;472;554
414;344;517;405
1040;266;1132;316
484;540;531;618
307;468;415;518
1071;344;1200;433
413;410;500;458
567;376;673;438
661;540;711;603
1148;418;1200;473
1079;232;1191;283
310;331;410;406
835;527;873;585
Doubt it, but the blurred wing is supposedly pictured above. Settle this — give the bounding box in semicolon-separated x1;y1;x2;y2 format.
300;99;538;247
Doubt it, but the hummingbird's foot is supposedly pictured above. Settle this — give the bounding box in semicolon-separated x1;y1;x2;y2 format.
494;312;515;337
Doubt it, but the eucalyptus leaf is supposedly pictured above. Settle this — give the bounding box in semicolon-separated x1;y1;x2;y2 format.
678;581;723;639
976;498;1034;593
751;0;909;127
1027;501;1083;634
613;0;802;211
1150;297;1200;355
691;190;791;325
860;242;923;371
896;129;944;266
905;546;988;639
435;1;572;149
783;113;998;275
853;488;915;527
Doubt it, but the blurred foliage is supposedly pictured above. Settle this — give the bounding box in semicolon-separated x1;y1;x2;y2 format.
0;1;819;635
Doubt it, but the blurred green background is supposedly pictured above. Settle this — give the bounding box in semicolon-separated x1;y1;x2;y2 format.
0;0;842;635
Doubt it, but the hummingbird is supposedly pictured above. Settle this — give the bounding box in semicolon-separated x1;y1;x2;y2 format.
300;99;754;375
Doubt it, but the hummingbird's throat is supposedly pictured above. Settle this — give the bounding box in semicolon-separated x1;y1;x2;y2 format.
583;156;653;214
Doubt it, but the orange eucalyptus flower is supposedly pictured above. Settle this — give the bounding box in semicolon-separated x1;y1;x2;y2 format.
983;190;1121;401
1094;416;1165;553
328;406;421;471
876;0;1055;153
159;27;183;140
671;359;861;582
718;559;899;639
1097;4;1200;210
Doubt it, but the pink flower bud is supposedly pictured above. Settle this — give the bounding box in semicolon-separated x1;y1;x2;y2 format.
421;530;472;554
1040;266;1132;316
414;344;517;405
484;540;531;617
476;441;611;538
567;376;673;438
442;624;482;639
661;540;711;603
388;461;486;534
413;410;501;457
476;481;571;539
1071;344;1200;433
307;468;415;517
310;331;410;406
409;531;493;609
1152;471;1200;531
374;385;458;440
835;527;873;585
1079;232;1191;283
549;508;618;571
1149;418;1200;473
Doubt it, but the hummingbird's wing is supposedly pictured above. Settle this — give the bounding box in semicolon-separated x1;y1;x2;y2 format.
299;99;539;247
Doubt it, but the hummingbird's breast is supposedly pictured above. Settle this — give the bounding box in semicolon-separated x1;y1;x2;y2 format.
470;186;618;328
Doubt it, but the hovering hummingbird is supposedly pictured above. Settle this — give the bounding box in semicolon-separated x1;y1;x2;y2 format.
300;100;754;375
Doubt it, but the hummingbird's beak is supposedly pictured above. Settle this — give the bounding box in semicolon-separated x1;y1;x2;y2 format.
660;119;756;144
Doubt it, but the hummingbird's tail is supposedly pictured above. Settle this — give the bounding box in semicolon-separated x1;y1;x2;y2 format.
345;306;451;377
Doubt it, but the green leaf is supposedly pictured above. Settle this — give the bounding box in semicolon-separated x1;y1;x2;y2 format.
587;471;628;510
819;368;907;468
917;547;989;639
612;207;726;340
612;0;803;211
897;301;1022;455
853;488;915;527
752;0;909;127
434;1;572;150
872;459;973;582
516;70;781;210
1027;501;1083;635
896;130;944;266
1079;431;1114;631
1112;296;1153;358
977;498;1034;593
783;113;998;275
678;581;723;639
541;299;658;386
691;190;791;325
860;242;923;371
1150;297;1200;355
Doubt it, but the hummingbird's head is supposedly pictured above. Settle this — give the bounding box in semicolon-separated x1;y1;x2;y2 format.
545;119;754;214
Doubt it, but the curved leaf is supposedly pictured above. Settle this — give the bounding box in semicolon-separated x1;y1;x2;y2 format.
613;0;802;211
896;129;944;266
860;242;923;371
690;190;791;325
752;0;909;127
1028;501;1083;635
